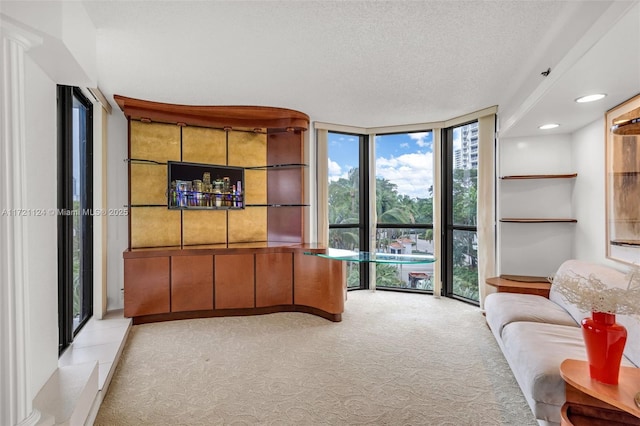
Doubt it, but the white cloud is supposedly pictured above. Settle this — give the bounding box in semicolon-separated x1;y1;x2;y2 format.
376;152;434;199
328;158;347;182
408;132;432;148
400;142;409;148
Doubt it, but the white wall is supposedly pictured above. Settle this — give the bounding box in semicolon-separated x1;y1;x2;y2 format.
1;3;98;422
571;117;626;271
498;120;633;276
3;1;96;87
106;113;129;310
23;52;59;412
497;134;575;277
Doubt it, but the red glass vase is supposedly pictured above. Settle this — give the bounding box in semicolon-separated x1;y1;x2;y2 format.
581;312;627;385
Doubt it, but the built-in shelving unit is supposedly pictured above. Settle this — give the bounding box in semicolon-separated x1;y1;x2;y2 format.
497;135;578;277
499;173;578;224
115;95;346;325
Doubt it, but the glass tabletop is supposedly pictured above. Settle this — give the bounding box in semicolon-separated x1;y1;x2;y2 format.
305;248;436;264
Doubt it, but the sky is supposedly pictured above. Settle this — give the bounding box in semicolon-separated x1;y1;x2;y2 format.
328;131;437;199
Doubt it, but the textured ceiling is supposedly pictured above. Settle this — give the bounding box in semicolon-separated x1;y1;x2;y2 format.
82;0;639;135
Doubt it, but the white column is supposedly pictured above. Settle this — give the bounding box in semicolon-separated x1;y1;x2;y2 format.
314;129;328;246
477;114;497;309
432;129;442;298
368;132;377;291
0;19;43;426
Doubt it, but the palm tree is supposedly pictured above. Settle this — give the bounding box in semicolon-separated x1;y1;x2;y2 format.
375;264;404;288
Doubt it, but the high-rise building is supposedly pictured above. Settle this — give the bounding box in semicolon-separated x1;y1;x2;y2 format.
454;122;479;170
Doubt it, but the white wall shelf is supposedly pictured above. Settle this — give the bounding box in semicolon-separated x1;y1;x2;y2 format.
500;173;577;180
497;134;576;277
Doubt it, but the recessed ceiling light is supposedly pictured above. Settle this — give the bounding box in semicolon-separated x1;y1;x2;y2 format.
539;123;560;130
575;93;607;103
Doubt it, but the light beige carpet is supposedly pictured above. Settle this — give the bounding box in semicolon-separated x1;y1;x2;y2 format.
95;291;536;425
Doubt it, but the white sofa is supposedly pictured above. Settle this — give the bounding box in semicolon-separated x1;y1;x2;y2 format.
485;259;640;426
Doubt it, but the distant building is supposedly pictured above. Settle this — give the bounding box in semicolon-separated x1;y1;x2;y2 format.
389;241;403;254
454;122;478;170
389;238;413;254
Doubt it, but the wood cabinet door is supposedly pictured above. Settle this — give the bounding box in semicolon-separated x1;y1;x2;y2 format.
215;254;255;309
171;255;214;312
124;256;170;317
255;252;293;307
293;253;345;315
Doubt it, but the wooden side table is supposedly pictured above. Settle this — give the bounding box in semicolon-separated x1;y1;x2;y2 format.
485;275;551;298
560;358;640;425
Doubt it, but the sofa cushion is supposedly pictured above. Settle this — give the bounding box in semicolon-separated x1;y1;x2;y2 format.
501;321;635;411
617;313;640;367
550;259;640;367
550;260;627;324
501;321;586;410
485;292;578;337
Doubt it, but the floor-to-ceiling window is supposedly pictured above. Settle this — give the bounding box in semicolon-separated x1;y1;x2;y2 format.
327;131;369;289
374;131;434;291
443;121;479;303
324;117;485;302
58;86;93;354
327;130;434;291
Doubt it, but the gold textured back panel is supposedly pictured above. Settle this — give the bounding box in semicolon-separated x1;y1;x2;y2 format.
244;170;267;204
228;131;266;167
131;208;181;248
182;127;227;164
130;163;167;205
228;208;267;243
183;210;227;246
130;121;180;162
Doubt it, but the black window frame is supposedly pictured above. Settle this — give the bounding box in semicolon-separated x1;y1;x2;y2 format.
57;85;94;354
327;132;370;289
373;130;435;294
441;122;480;305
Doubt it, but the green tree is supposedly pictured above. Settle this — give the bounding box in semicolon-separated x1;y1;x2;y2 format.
328;167;359;225
328;164;479;299
375;264;404;287
375;178;400;218
414;196;433;224
451;168;478;300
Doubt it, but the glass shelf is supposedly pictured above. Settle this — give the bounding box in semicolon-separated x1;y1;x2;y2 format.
126;158;167;165
130;204;306;209
126;159;307;169
245;163;308;170
305;248;436;264
246;203;309;208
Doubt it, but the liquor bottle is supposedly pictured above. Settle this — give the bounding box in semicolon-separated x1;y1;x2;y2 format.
236;180;243;207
